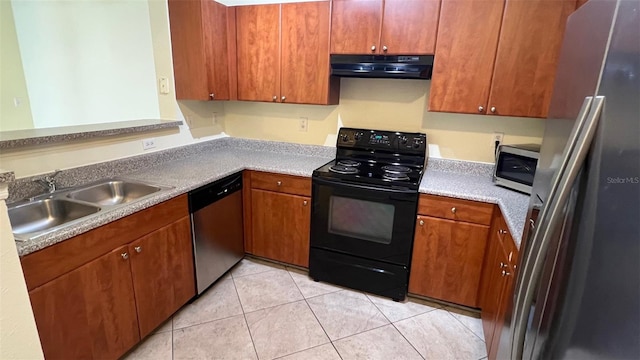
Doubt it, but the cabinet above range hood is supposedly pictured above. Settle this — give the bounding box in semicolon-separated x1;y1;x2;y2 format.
330;55;434;80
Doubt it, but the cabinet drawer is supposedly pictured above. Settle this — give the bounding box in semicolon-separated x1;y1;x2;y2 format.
418;194;494;225
495;214;519;268
250;171;311;197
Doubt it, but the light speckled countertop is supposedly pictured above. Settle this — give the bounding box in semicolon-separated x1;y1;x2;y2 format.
13;138;529;256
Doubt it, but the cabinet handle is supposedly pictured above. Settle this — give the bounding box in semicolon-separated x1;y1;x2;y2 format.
272;95;277;101
121;252;129;260
277;181;282;186
419;219;424;226
303;200;308;206
451;207;456;214
281;96;286;102
135;246;142;253
490;106;496;113
209;93;215;100
478;106;484;113
371;45;376;52
382;45;388;52
502;270;511;277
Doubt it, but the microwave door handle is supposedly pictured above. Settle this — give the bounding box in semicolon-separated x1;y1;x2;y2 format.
509;96;603;360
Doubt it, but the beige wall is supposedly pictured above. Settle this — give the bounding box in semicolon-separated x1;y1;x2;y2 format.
0;0;34;131
225;78;545;163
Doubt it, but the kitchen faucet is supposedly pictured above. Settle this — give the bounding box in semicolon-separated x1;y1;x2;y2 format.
35;170;62;193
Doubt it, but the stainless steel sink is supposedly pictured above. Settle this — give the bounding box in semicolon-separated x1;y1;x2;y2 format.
66;180;162;206
8;199;101;236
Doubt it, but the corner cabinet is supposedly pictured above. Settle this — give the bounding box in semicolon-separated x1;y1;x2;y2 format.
22;196;195;359
408;194;493;307
168;0;236;101
243;171;311;267
330;0;441;55
236;2;339;105
429;0;576;117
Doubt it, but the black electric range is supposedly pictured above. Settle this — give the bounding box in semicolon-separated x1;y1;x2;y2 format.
309;127;427;301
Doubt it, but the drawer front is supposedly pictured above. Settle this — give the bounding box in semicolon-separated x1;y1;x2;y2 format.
250;171;312;197
418;194;494;225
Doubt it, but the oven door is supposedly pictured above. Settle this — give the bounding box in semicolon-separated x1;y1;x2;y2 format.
310;177;418;265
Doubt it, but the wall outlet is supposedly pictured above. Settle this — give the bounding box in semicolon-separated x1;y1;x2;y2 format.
298;117;308;132
158;77;170;95
491;132;504;148
142;138;156;150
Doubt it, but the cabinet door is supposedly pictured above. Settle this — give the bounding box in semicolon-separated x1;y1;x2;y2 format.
129;217;195;338
281;1;331;104
251;189;311;267
168;0;209;100
380;0;441;55
489;261;516;360
428;0;505;114
236;5;281;102
203;0;232;100
409;215;489;307
330;0;382;54
479;225;506;352
29;245;139;360
486;0;575;117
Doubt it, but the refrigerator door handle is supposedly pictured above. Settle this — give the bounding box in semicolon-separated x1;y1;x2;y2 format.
510;96;604;359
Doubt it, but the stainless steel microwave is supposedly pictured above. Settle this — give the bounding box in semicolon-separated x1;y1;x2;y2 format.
494;144;540;194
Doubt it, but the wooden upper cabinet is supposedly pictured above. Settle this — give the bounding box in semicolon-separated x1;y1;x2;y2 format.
429;0;576;117
428;0;505;115
330;0;382;54
380;0;441;55
29;245;140;360
168;0;235;101
236;5;281;102
487;0;576;118
281;2;335;105
129;217;195;338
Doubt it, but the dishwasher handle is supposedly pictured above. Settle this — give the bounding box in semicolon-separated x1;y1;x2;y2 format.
188;172;243;213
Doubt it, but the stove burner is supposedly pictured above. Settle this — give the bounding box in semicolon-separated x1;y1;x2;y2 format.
329;165;359;174
381;165;411;174
382;172;410;181
337;160;361;167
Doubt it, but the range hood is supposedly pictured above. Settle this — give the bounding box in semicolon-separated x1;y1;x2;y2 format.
330;54;434;79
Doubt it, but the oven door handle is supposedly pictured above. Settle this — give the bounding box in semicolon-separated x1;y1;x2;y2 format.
312;176;418;195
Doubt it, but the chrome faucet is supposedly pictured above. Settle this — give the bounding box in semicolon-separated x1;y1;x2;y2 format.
35;170;62;193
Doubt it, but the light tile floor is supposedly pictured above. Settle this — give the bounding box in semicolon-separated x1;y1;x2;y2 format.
123;258;488;360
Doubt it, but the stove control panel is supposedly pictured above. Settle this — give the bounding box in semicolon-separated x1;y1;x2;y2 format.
337;128;427;154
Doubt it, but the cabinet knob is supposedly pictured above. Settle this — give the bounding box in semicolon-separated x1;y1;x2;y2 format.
499;229;507;235
135;246;142;253
209;93;215;100
419;219;424;226
478;106;484;113
371;45;376;52
277;181;282;186
121;252;129;260
272;95;277;101
501;270;511;277
303;200;308;206
490;106;496;113
451;207;456;214
500;262;508;268
382;45;388;52
281;96;286;102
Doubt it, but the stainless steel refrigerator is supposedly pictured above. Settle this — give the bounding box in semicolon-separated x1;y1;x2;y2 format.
497;0;640;359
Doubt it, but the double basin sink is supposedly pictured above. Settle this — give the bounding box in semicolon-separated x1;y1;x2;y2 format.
8;179;173;241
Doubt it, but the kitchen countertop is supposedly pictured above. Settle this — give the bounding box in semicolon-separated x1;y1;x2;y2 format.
12;138;529;256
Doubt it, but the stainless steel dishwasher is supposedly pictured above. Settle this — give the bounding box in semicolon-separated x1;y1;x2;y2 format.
189;172;244;295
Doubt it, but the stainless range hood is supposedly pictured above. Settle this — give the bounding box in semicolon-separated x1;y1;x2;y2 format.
330;54;434;79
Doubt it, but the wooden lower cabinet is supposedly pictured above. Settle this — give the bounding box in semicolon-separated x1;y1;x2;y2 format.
250;188;310;267
409;215;490;307
29;245;140;360
128;217;194;338
25;198;194;359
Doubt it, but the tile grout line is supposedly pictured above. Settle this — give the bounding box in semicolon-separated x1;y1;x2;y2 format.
443;308;487;344
231;272;261;360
